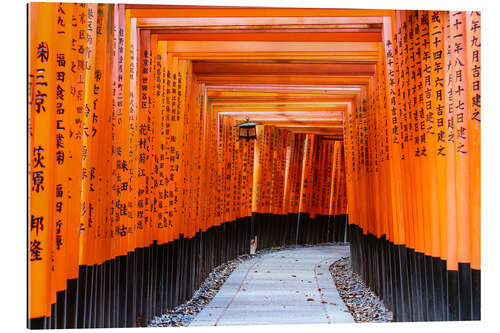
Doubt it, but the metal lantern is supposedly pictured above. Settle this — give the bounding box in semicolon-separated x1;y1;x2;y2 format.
235;118;261;141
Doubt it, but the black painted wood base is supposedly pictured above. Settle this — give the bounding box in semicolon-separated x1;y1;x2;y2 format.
348;224;481;322
29;213;346;328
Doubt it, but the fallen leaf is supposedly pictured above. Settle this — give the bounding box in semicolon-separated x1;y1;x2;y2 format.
306;298;314;301
292;274;296;277
330;302;337;306
321;301;327;304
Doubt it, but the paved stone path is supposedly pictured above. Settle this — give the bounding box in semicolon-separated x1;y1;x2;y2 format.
190;244;354;326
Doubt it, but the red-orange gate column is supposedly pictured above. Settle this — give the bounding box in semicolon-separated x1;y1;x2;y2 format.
465;11;481;320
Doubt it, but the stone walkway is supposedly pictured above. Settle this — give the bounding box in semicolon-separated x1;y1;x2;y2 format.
190;244;354;326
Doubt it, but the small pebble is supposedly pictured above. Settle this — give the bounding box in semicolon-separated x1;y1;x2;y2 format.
150;244;304;326
330;257;393;323
150;243;364;327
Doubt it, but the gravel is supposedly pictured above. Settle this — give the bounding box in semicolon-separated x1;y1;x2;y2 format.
330;256;393;323
149;243;350;327
150;244;313;326
149;252;254;327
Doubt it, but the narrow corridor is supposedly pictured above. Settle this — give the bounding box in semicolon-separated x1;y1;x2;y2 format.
27;3;481;328
190;245;353;326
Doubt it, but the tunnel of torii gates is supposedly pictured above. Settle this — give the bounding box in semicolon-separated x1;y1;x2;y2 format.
27;2;481;329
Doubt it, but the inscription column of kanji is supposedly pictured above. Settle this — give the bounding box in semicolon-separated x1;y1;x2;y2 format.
382;15;404;246
29;2;56;322
52;2;72;306
466;11;481;302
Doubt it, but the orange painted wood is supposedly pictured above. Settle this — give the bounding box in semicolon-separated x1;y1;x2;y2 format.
65;2;86;281
382;15;404;245
167;41;380;54
192;62;375;75
52;2;73;293
28;8;482;320
450;11;471;266
129;8;394;19
175;51;379;62
440;11;457;268
136;16;384;28
410;10;427;255
78;2;97;266
394;11;411;249
29;2;54;319
92;3;111;265
138;28;152;247
466;11;481;271
156;31;382;42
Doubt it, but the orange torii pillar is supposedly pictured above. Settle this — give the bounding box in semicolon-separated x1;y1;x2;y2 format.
345;10;480;323
296;134;314;244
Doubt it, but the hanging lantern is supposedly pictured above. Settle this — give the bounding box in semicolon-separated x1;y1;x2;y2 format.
235;117;261;141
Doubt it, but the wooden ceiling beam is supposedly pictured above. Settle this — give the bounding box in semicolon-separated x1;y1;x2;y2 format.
274;128;344;135
219;112;344;118
166;41;379;53
174;52;378;61
130;8;394;19
225;119;344;125
197;74;371;85
206;84;362;93
207;91;352;98
152;26;380;32
210;98;352;104
192;62;375;75
214;107;346;113
136;16;384;27
154;32;381;42
206;92;357;99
